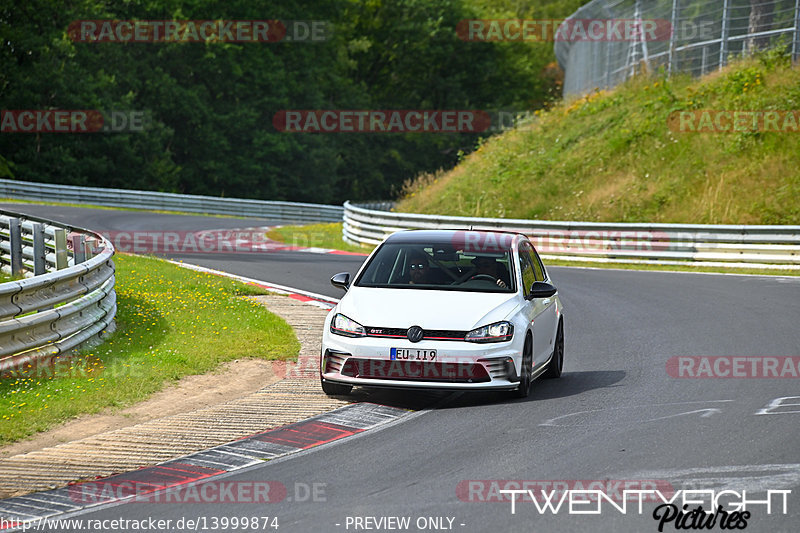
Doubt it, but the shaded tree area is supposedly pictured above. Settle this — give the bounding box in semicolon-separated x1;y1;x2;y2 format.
0;0;575;203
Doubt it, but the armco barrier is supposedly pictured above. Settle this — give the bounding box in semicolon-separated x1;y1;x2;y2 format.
0;209;116;371
343;202;800;269
0;179;343;223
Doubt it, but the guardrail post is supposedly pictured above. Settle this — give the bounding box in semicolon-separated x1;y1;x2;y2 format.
54;228;68;269
84;239;95;261
9;217;22;275
71;234;86;264
32;222;46;275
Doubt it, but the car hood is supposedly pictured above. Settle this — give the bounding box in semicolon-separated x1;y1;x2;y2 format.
337;287;520;330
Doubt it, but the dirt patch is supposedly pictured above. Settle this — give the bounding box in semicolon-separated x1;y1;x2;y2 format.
0;358;280;458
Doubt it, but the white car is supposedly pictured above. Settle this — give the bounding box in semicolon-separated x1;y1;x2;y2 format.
320;229;564;397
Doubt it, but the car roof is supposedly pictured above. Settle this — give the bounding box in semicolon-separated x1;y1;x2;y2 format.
384;229;524;250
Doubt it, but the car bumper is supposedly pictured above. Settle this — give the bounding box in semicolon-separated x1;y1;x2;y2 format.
320;333;523;391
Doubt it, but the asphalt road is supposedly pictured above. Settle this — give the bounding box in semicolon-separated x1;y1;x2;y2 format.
3;202;800;533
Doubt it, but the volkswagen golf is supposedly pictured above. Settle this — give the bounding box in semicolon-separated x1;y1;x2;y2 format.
320;229;564;397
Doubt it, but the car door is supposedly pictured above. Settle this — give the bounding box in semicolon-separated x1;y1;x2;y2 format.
530;243;558;363
517;242;553;368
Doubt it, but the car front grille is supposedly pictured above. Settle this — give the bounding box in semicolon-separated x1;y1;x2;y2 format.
340;358;490;383
365;327;469;341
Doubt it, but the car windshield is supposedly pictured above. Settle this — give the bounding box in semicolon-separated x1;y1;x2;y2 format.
355;242;515;292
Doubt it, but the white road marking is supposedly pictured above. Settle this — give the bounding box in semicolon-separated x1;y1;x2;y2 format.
540;400;735;427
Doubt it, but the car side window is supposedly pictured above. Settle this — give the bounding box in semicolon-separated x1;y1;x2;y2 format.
518;244;536;297
531;247;545;281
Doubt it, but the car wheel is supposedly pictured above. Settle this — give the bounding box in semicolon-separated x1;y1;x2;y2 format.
321;377;352;396
512;335;533;398
544;320;564;379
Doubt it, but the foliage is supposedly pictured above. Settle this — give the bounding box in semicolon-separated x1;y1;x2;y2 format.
0;0;580;203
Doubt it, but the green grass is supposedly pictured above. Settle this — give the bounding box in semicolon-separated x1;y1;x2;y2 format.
0;271;24;283
397;50;800;225
0;253;300;445
267;223;371;254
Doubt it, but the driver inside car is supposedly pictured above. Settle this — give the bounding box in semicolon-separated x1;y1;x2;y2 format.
405;251;432;285
471;256;509;288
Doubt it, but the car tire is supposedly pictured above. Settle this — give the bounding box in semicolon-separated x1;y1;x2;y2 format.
544;319;564;379
321;378;352;396
512;335;533;398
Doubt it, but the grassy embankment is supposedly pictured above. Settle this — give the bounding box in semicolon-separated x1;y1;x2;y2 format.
398;52;799;224
0;254;299;444
268;53;799;276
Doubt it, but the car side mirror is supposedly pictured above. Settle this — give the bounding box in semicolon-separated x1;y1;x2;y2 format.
527;281;557;300
331;272;351;291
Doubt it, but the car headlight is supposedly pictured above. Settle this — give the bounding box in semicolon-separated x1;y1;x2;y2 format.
465;321;514;343
330;313;366;338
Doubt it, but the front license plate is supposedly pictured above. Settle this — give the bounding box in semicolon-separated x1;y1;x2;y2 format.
391;348;437;361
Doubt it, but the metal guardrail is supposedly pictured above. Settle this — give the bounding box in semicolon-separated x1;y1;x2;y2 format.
0;179;343;223
0;209;116;371
556;0;800;97
343;202;800;269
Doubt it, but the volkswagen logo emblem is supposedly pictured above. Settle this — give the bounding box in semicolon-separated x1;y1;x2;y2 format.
407;326;424;343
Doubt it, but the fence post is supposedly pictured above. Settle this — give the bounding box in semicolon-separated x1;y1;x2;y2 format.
719;0;730;69
9;217;22;276
793;0;800;63
32;222;46;275
71;234;86;264
636;0;650;70
701;45;708;75
54;228;68;269
668;0;679;74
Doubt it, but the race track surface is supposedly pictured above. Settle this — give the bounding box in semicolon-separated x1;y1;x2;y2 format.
3;202;799;533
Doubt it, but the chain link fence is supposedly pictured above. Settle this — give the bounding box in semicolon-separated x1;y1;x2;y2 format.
556;0;800;96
